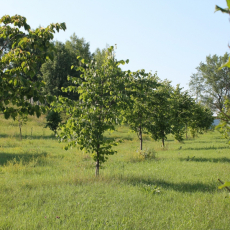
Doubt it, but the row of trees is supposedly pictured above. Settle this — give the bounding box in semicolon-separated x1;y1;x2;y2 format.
1;15;214;176
54;48;213;176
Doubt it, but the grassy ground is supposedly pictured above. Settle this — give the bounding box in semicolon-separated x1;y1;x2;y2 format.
0;115;230;229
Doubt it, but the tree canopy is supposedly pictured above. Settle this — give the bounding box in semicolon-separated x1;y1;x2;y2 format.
56;47;129;176
0;15;66;119
189;53;230;113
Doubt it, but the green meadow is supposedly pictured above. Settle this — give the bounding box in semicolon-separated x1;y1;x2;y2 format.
0;115;230;230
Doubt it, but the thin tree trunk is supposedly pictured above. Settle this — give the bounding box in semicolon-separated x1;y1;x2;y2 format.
139;126;143;150
19;125;22;140
162;137;165;147
185;123;188;139
95;151;99;176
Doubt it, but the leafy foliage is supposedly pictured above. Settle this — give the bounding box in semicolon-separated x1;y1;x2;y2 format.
0;15;66;119
122;70;160;150
188;103;214;138
149;80;172;147
189;53;230;113
56;47;129;176
45;110;62;134
39;35;92;100
170;85;194;142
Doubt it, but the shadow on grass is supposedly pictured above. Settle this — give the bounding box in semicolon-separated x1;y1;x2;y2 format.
0;151;48;166
104;136;133;141
123;176;216;193
183;146;229;150
179;157;230;163
0;133;56;140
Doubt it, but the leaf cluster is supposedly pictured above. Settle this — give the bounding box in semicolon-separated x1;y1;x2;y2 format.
0;15;66;119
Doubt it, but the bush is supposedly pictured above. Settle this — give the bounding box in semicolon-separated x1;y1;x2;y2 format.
45;111;62;134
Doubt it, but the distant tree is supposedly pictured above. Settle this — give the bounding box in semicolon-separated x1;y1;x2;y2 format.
39;42;77;99
39;34;92;100
122;70;160;150
188;103;214;138
171;85;194;142
149;80;172;147
0;15;66;119
16;112;28;140
45;110;62;134
189;53;230;113
65;33;92;61
93;47;107;67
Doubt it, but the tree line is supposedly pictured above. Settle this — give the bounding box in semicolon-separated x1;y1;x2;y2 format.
0;15;214;176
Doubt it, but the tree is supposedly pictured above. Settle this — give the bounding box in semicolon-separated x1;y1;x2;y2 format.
171;85;194;142
149;80;172;147
16;112;28;140
93;47;107;68
39;34;92;100
65;33;92;61
45;110;62;134
57;47;129;176
39;42;73;98
0;15;66;119
189;53;230;113
122;70;160;150
188;103;214;138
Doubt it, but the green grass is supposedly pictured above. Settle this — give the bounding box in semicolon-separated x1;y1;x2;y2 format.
0;115;230;229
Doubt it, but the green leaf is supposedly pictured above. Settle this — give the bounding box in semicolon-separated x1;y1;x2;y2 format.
14;79;18;86
21;62;26;68
218;182;230;189
215;5;229;13
227;0;230;9
23;67;28;73
218;57;230;69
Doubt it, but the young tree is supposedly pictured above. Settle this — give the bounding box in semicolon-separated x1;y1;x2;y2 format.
149;80;172;147
122;70;160;150
0;15;66;119
16;112;28;140
171;85;194;142
188;103;214;138
45;110;62;134
57;47;129;176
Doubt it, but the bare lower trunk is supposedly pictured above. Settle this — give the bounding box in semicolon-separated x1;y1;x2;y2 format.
185;123;188;139
95;150;99;176
19;126;22;140
139;126;143;150
95;159;99;176
162;137;165;147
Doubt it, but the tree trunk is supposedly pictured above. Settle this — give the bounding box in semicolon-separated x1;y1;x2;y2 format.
162;137;165;147
19;125;22;140
95;151;99;176
139;126;143;150
185;123;188;139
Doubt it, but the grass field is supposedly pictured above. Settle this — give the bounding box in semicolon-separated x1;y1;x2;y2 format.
0;115;230;229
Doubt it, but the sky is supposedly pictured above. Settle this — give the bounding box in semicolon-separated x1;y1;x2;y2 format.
1;0;230;91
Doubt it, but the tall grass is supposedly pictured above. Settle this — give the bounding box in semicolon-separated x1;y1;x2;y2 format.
0;115;230;229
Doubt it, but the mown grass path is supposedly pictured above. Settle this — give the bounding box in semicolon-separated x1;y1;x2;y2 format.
0;116;230;229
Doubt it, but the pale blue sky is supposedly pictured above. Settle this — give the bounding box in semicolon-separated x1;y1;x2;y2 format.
1;0;230;90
